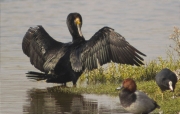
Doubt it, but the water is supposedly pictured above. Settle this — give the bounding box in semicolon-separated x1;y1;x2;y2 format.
23;88;126;114
1;0;180;114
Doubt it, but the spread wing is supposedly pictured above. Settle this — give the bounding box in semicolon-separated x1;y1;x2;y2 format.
70;27;146;72
22;25;66;73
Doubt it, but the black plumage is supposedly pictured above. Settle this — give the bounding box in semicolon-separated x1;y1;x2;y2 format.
22;12;146;85
155;68;178;92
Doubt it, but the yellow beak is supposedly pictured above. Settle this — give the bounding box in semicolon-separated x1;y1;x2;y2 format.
75;18;83;37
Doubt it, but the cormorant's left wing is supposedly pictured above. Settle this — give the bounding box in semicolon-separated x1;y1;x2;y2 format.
70;27;146;72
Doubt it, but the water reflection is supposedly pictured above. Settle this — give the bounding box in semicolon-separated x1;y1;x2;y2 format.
23;86;127;114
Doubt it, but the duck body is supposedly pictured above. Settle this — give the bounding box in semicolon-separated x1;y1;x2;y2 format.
155;68;177;91
120;90;159;114
117;78;160;114
22;13;146;85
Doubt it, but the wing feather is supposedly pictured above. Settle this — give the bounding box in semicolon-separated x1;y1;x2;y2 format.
22;25;65;72
70;27;146;71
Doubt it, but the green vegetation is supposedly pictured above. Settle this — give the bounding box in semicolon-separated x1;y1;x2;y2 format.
51;27;180;113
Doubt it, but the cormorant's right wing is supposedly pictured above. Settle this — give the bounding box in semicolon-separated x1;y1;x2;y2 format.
22;25;66;73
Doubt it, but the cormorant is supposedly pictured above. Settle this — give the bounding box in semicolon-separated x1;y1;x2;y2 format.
22;12;146;86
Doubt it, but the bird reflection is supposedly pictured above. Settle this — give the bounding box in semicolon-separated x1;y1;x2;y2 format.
23;86;98;114
23;86;125;114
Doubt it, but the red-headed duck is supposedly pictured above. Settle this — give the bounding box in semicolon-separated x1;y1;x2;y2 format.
117;78;160;114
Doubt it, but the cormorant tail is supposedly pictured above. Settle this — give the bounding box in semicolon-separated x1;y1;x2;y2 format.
26;71;52;81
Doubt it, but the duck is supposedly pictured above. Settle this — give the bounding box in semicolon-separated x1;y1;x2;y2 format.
155;68;178;98
117;78;160;114
22;12;146;86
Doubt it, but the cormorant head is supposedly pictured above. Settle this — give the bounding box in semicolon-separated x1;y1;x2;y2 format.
67;13;83;40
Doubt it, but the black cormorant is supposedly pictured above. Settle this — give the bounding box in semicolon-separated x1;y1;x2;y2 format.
22;12;146;86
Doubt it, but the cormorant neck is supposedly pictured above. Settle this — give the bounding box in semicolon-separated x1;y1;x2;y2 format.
72;35;85;43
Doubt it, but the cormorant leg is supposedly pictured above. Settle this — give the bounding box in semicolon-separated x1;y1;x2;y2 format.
72;74;78;87
73;84;77;87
